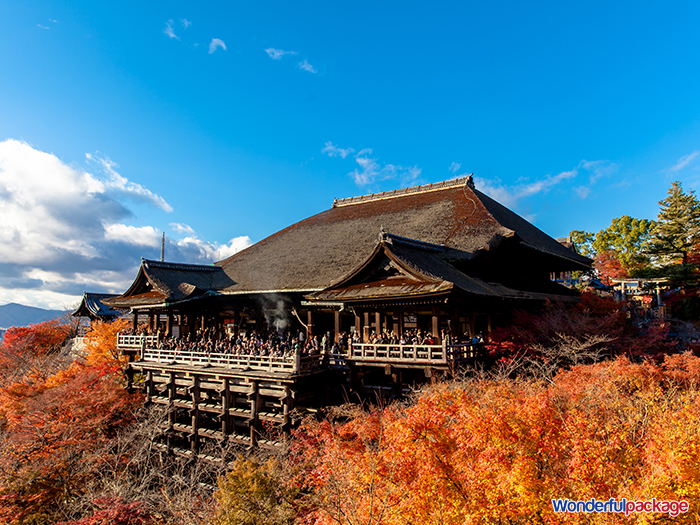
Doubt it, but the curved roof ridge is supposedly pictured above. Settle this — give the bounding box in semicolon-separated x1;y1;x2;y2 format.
143;259;220;272
333;175;473;207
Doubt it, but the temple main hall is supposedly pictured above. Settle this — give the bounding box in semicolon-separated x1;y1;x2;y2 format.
105;175;591;451
108;175;589;343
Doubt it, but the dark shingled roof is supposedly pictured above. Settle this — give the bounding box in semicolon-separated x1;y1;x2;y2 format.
105;260;231;309
310;232;579;303
71;292;124;319
216;176;590;294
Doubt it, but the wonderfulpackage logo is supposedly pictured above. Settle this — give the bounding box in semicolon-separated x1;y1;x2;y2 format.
552;498;689;517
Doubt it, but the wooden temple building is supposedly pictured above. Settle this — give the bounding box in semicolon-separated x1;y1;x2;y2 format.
106;175;591;453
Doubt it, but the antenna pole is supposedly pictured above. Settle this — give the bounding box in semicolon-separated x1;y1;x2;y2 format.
161;232;165;262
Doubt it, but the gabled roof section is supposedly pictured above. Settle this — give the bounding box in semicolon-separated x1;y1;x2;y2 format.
474;189;592;267
216;176;590;294
71;292;124;319
308;231;575;303
105;259;231;309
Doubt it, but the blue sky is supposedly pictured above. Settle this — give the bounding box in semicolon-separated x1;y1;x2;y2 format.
1;1;700;309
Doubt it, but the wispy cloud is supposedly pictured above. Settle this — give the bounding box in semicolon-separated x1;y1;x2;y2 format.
265;48;297;60
181;18;191;28
0;139;251;309
298;60;317;73
163;19;179;40
85;153;173;212
449;162;461;174
580;159;617;184
170;223;195;234
321;141;421;188
350;149;421;187
322;141;354;159
209;38;227;54
476;169;578;210
37;24;50;30
574;186;591;199
668;151;700;173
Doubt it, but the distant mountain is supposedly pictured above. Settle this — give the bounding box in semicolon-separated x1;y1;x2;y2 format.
0;303;66;329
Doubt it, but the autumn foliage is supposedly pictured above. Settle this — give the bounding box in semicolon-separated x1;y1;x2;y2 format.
287;354;700;524
0;319;144;525
487;291;676;361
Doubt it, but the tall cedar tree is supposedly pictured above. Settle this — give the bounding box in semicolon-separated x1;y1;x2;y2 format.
649;181;700;269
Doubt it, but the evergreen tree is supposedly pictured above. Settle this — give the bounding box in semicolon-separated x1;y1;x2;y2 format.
569;216;655;279
648;181;700;269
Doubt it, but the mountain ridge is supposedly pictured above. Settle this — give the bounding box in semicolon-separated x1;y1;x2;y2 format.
0;302;66;329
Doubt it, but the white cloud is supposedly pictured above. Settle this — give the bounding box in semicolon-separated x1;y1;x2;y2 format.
322;141;354;159
475;169;578;210
104;224;161;247
172;235;251;263
209;38;227;54
265;48;297;60
0;139;252;310
350;150;421;187
580;159;617;184
164;19;179;40
170;222;195;234
298;60;317;73
37;24;50;29
85;153;173;212
181;18;191;28
668;151;699;173
574;186;591;199
449;162;461;174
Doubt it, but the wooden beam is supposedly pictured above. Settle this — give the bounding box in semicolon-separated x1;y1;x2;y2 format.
432;305;440;343
334;310;341;342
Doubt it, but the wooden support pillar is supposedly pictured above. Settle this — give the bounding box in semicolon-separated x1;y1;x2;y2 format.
200;314;206;332
432;306;440;343
282;385;293;442
450;308;460;343
354;313;361;338
470;308;476;338
132;309;139;331
397;307;404;337
307;309;315;339
375;312;381;334
167;371;176;451
191;375;200;452
334;310;341;342
363;312;370;342
249;380;260;448
221;378;230;436
146;370;154;403
166;312;172;337
255;309;264;334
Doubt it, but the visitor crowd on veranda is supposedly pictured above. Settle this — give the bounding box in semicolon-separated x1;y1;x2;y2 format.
120;326;482;359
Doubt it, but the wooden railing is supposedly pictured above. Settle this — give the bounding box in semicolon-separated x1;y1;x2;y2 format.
118;335;483;373
118;333;158;348
348;342;484;364
349;342;447;364
118;334;328;374
141;347;299;373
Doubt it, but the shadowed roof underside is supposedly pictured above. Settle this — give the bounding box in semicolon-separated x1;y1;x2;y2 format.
105;260;231;309
71;292;123;318
309;232;579;303
216;177;590;293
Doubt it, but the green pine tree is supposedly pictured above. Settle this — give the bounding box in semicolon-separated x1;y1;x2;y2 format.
648;181;700;279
